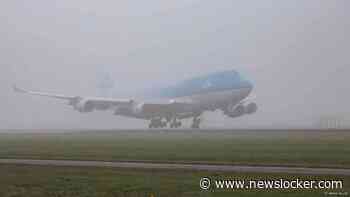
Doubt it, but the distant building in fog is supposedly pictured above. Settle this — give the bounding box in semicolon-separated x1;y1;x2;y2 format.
315;115;349;129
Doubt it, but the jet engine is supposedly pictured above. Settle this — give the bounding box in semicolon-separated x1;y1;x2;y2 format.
224;102;257;118
245;102;258;114
132;102;145;114
114;102;143;117
225;104;245;118
73;99;94;113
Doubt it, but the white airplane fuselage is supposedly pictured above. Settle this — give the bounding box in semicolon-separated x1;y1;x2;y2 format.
113;71;256;122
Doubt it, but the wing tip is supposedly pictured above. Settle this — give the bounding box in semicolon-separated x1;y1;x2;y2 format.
13;84;26;93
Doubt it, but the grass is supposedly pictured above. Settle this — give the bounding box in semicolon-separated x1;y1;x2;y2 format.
0;130;349;168
0;164;348;197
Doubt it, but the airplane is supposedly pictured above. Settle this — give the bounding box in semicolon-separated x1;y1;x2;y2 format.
13;70;257;129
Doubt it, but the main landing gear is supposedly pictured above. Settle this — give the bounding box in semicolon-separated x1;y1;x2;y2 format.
191;117;201;129
148;118;167;128
148;117;182;129
148;116;201;129
170;118;182;128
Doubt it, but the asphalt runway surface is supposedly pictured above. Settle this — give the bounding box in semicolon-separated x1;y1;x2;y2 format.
0;159;350;176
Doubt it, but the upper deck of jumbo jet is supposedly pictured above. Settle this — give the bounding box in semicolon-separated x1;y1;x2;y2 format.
156;70;253;98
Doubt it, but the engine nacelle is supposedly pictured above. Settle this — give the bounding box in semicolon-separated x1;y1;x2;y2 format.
245;102;258;114
74;99;94;113
224;104;245;118
114;102;144;116
224;102;257;118
132;102;145;114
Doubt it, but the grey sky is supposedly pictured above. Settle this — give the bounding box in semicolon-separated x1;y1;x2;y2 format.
1;0;349;129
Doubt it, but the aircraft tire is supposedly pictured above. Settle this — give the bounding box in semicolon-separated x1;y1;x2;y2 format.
176;121;182;128
191;118;200;129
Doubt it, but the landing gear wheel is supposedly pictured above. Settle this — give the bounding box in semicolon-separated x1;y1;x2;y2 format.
161;121;167;128
149;118;165;129
148;119;154;128
191;117;201;129
170;118;182;128
177;121;182;128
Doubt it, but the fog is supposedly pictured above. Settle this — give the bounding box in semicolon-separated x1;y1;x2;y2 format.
1;0;349;129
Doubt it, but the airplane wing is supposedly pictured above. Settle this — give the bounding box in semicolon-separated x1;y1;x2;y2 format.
13;85;76;100
13;85;134;112
13;85;199;119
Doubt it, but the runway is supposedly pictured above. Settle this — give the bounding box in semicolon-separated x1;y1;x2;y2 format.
0;159;349;176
